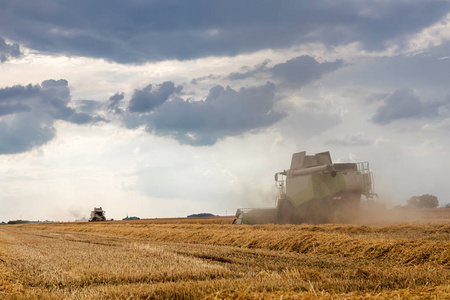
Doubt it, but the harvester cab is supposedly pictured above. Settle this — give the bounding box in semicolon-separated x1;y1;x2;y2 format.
234;151;376;225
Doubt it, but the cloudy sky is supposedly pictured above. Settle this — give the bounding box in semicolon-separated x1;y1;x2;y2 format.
1;1;450;221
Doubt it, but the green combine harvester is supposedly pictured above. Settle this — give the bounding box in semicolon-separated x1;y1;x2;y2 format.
233;151;376;224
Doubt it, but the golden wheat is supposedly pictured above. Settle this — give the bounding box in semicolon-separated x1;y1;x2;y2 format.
0;212;449;299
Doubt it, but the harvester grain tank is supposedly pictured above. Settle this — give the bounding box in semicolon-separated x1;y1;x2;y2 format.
89;207;106;222
233;151;376;224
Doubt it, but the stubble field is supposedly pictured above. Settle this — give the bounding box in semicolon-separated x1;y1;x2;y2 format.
0;208;449;299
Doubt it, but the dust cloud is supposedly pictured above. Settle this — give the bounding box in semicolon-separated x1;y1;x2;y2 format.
234;183;279;210
355;198;450;225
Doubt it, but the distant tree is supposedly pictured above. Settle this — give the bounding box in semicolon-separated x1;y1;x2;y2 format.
407;194;439;208
445;203;450;208
7;220;31;224
187;213;216;218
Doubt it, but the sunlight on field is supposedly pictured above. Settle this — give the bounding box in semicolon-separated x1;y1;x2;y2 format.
0;209;449;299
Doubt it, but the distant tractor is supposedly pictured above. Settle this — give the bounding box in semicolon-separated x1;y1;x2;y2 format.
234;151;376;224
89;207;106;222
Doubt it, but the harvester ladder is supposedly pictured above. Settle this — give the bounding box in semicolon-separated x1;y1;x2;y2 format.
275;172;286;200
357;162;376;199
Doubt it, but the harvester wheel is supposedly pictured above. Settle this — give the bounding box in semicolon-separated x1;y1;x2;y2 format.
277;199;295;224
304;198;334;224
334;192;361;223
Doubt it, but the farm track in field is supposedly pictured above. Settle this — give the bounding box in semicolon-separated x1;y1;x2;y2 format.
0;211;449;299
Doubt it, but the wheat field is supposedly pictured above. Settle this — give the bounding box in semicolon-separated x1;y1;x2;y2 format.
0;209;449;299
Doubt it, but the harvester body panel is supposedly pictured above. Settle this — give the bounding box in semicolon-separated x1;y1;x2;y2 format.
287;173;346;207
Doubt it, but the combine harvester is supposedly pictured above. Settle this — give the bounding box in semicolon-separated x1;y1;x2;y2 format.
233;151;376;224
89;207;106;222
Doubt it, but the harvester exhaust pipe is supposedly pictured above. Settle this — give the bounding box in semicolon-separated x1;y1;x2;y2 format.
289;164;337;177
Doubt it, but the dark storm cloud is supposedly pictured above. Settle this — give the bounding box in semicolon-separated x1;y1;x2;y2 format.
371;89;450;125
74;100;103;114
0;118;56;155
107;92;124;114
0;37;22;62
228;60;271;81
271;56;344;87
123;82;285;145
0;102;30;116
228;56;344;88
190;74;220;85
0;1;448;63
0;80;104;154
128;82;182;113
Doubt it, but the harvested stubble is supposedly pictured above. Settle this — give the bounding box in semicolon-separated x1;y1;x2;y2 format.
0;218;449;299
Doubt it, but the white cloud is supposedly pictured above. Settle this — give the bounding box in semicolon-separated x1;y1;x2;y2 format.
406;13;450;54
423;118;450;131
